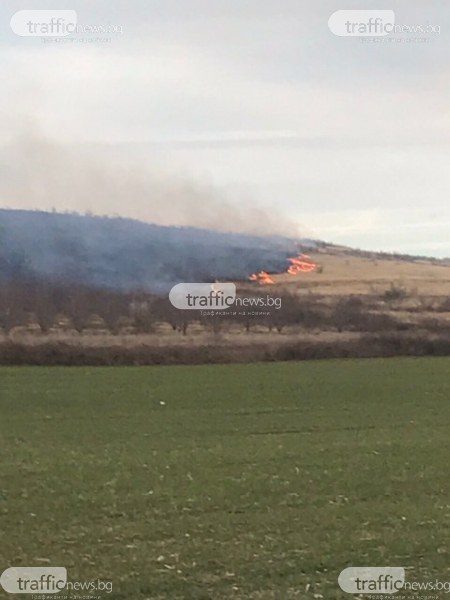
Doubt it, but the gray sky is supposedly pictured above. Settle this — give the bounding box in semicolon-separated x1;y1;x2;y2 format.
1;0;449;255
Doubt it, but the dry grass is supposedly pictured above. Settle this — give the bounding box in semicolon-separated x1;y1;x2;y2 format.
1;330;360;348
2;249;449;357
270;252;450;296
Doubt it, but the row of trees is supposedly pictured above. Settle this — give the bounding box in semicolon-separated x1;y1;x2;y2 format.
0;278;413;337
0;280;309;335
2;278;449;337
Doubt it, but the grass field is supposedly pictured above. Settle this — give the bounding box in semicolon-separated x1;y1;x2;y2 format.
275;251;450;296
1;358;449;599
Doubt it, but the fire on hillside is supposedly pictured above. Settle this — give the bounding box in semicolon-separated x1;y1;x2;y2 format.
249;254;318;285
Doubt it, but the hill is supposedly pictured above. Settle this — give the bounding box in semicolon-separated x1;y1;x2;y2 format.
270;245;450;297
0;209;303;291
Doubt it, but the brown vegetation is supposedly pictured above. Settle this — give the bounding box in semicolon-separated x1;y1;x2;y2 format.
1;250;449;364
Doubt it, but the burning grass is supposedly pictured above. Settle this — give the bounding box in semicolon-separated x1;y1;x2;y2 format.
249;254;318;285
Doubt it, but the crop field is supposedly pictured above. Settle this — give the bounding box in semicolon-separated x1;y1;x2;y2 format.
0;358;449;599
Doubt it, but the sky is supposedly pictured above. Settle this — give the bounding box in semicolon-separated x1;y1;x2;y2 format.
0;0;449;256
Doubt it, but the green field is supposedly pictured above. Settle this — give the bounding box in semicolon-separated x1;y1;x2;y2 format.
1;358;449;599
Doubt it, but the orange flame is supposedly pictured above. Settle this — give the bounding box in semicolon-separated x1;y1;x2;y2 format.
287;255;317;274
249;271;275;285
249;253;318;285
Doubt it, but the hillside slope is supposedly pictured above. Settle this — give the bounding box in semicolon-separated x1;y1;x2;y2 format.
0;209;301;291
272;248;450;296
